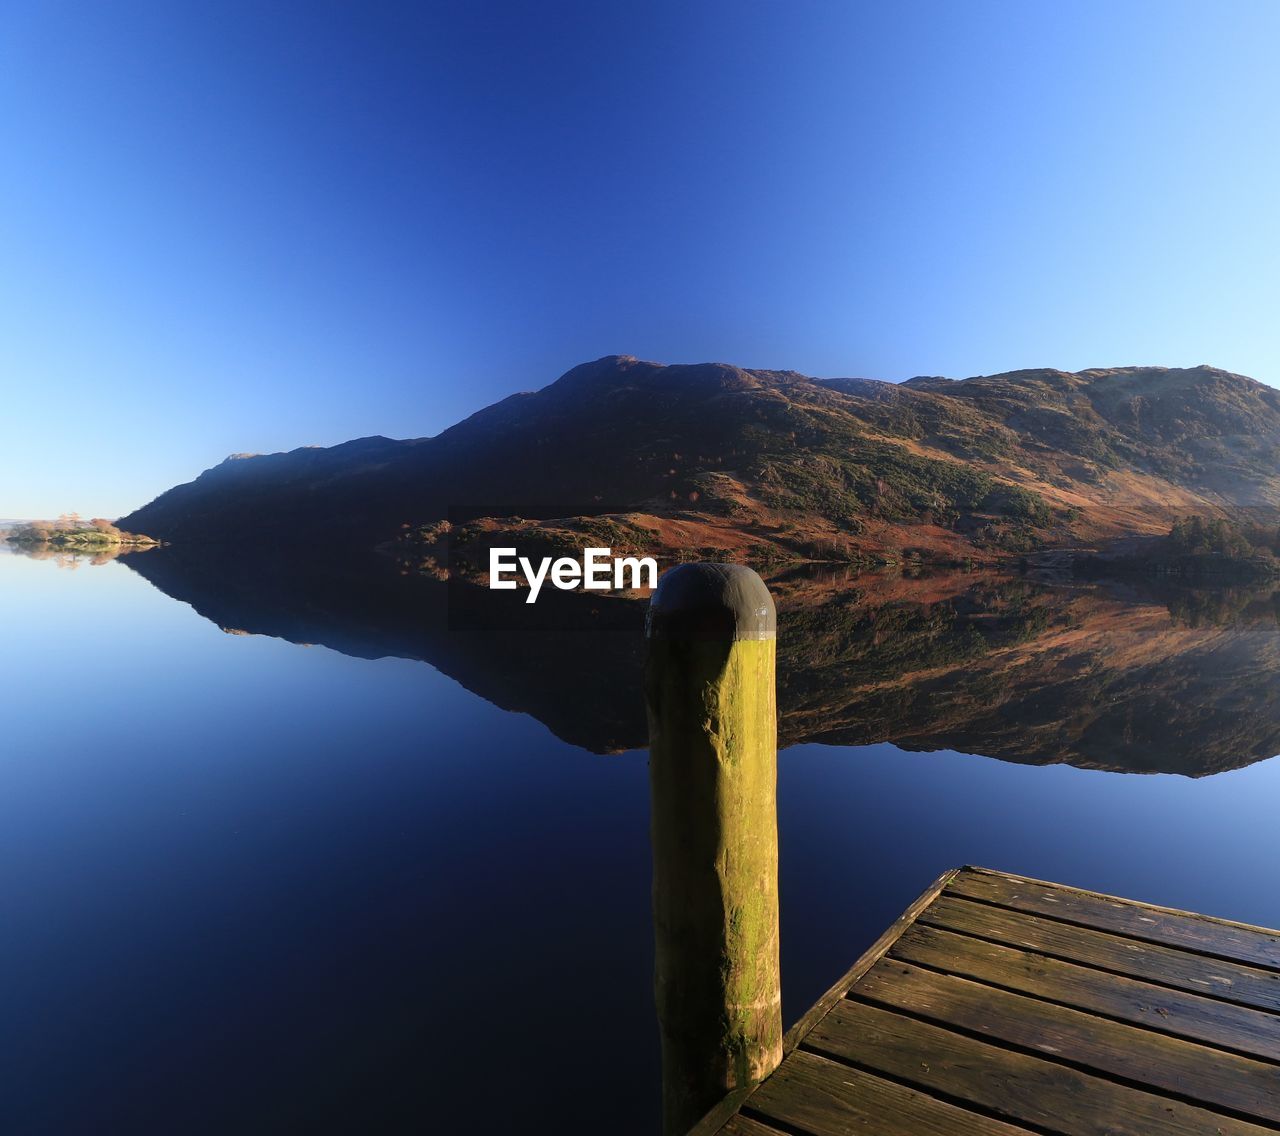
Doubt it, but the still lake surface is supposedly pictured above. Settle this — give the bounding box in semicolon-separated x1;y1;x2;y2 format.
5;543;1280;1133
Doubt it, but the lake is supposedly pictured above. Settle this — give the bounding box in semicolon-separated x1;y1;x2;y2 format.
5;542;1280;1133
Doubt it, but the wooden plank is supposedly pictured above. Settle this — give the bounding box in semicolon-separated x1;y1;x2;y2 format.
950;870;1280;970
806;998;1276;1136
719;1116;788;1136
892;921;1280;1063
921;893;1280;1013
698;870;1280;1135
688;1086;753;1136
746;1049;1035;1136
965;867;1280;940
853;958;1280;1121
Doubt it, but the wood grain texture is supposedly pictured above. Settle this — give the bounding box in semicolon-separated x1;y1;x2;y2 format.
951;870;1280;969
965;866;1280;939
853;959;1280;1121
748;1049;1036;1136
808;998;1275;1136
702;867;1280;1136
920;893;1280;1012
891;920;1280;1061
717;1116;788;1136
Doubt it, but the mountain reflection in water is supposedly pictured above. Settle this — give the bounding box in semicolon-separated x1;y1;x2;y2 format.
124;548;1280;777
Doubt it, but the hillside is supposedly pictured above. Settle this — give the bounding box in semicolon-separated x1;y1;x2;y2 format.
119;356;1280;563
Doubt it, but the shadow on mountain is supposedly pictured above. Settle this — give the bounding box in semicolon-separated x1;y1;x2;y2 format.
122;547;1280;777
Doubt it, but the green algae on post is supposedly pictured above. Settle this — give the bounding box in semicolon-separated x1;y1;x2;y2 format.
646;563;782;1136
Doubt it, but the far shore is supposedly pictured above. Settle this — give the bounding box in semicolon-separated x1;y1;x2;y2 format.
3;520;161;551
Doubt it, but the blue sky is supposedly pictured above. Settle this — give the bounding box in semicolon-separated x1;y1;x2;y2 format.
2;1;1278;518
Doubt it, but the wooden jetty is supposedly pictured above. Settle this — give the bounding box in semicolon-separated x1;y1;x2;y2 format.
691;865;1280;1136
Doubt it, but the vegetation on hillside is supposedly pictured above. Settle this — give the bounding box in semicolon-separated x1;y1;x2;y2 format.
1077;515;1280;585
117;358;1280;571
1166;515;1280;559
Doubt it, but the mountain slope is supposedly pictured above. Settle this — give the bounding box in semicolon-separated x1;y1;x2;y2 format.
119;356;1280;560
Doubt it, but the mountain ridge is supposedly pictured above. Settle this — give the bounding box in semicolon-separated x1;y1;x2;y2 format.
120;356;1280;563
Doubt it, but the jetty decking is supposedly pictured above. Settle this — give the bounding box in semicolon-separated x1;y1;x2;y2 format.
692;865;1280;1136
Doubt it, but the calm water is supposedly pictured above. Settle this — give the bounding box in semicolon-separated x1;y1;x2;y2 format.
5;545;1280;1133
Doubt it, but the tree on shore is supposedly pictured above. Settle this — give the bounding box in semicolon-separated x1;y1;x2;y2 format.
1168;516;1280;559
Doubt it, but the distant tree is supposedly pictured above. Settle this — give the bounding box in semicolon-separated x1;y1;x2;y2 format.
1168;515;1272;559
1170;515;1210;553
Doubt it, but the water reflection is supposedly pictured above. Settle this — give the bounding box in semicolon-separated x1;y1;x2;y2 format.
7;542;1280;1133
121;548;1280;777
5;541;151;568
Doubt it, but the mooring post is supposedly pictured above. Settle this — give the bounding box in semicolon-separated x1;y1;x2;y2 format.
646;562;783;1136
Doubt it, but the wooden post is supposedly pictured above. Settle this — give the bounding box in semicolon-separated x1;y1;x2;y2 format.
646;562;783;1136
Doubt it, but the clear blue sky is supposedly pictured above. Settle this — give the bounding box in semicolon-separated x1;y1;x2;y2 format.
2;1;1278;518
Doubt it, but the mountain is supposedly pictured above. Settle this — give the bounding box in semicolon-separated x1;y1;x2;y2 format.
119;356;1280;562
